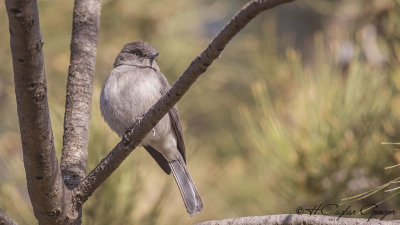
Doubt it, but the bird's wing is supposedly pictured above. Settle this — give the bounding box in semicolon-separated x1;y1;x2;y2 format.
157;71;187;162
144;145;171;174
168;105;186;162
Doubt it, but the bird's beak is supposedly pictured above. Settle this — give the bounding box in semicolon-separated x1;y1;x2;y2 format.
149;52;159;60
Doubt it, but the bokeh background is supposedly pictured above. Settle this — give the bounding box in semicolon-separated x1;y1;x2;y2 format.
1;0;400;224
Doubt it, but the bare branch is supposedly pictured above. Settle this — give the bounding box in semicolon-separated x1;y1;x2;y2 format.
61;0;102;189
5;0;68;224
0;209;18;225
74;0;294;205
196;214;399;225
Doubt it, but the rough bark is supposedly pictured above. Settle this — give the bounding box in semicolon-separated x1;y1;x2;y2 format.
74;0;295;205
196;214;400;225
60;1;101;224
4;0;75;224
0;209;18;225
61;0;102;189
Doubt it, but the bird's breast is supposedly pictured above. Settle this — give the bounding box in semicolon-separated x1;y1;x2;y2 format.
100;65;163;136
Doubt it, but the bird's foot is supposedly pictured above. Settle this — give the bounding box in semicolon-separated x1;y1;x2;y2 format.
123;128;133;144
152;128;156;136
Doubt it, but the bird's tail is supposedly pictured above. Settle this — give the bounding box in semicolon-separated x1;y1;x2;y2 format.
169;159;203;216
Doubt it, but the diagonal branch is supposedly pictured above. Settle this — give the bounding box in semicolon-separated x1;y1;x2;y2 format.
196;214;399;225
61;0;102;190
74;0;294;204
5;0;66;224
0;209;18;225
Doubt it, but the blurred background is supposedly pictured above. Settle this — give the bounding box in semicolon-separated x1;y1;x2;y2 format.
1;0;400;224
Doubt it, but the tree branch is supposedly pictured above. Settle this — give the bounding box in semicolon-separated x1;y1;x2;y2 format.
196;214;399;225
74;0;294;205
5;0;68;224
0;209;18;225
61;0;102;190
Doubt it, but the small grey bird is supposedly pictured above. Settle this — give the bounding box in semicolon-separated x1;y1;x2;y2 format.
100;41;203;216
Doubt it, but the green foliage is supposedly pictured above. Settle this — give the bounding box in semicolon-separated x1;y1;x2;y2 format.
0;0;399;224
237;48;400;213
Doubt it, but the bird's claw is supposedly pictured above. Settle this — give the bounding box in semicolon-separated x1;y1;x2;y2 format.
123;128;133;143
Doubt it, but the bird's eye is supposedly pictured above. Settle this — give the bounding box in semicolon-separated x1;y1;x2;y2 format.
129;49;143;56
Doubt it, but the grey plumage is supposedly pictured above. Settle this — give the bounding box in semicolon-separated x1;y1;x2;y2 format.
100;41;203;216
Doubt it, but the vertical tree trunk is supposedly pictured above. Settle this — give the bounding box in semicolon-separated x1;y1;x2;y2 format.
61;0;102;189
4;0;71;224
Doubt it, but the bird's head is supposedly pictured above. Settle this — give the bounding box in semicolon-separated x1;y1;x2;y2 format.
114;41;159;68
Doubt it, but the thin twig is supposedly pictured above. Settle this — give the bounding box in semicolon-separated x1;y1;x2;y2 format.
0;209;18;225
196;214;400;225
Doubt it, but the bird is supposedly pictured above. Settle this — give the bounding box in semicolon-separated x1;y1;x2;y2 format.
100;41;203;216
